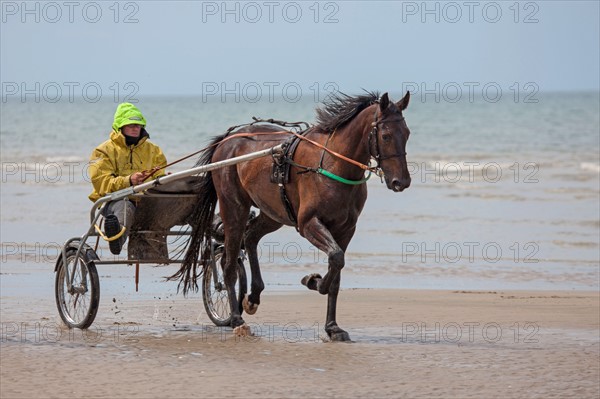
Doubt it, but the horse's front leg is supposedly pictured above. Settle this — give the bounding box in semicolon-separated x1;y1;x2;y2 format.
324;272;350;341
300;217;344;295
300;217;351;341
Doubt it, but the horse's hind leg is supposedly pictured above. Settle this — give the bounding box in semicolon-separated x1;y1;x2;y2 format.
219;201;251;330
242;212;282;315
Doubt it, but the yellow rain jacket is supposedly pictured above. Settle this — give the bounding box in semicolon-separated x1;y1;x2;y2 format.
88;104;167;202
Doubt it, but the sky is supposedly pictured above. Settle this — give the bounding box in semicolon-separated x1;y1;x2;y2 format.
1;0;599;98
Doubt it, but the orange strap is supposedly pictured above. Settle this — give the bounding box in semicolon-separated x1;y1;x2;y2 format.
141;129;370;182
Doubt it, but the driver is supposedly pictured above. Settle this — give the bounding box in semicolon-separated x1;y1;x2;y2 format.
88;103;167;255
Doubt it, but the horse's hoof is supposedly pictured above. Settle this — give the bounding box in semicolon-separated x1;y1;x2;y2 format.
301;273;322;291
326;323;352;342
233;323;253;337
242;295;258;315
330;330;352;342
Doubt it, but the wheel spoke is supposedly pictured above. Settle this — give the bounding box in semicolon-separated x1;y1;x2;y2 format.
203;249;247;326
207;262;231;320
56;251;98;328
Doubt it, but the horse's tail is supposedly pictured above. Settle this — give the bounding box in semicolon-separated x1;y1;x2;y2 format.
168;133;226;295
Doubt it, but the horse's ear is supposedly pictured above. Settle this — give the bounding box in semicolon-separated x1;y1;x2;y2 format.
379;92;390;112
397;91;410;111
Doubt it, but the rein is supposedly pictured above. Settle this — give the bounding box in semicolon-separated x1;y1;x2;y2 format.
142;126;376;184
142;102;403;186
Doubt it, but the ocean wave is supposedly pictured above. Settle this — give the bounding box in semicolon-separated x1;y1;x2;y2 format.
447;192;526;201
549;219;600;229
580;162;600;173
544;187;599;195
552;240;599;249
45;155;86;163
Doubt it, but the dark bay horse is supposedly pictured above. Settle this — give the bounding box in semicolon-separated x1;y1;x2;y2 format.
174;91;411;341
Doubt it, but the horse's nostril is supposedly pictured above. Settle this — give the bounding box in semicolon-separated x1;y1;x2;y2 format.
391;178;410;192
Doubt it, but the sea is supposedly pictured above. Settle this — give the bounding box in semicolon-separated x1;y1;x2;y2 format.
1;92;599;299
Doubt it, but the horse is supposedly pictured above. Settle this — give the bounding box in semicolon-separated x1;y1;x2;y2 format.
173;91;411;341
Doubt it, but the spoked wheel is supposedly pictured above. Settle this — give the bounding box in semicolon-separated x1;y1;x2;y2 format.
202;246;247;327
55;248;100;329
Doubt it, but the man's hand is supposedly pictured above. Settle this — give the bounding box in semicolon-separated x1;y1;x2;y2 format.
129;171;151;186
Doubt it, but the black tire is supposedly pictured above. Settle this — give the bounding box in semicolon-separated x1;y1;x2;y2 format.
202;246;247;327
55;248;100;329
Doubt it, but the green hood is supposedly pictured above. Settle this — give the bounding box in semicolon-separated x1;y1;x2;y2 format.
112;103;147;131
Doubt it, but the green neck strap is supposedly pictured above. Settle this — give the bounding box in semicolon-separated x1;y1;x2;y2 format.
317;168;372;185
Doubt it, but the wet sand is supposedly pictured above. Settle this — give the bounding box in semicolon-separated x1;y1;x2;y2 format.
1;289;598;398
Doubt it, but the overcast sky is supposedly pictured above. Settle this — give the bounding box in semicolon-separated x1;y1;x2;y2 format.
1;1;599;98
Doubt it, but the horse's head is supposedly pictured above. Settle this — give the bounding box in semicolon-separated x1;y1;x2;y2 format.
369;92;411;192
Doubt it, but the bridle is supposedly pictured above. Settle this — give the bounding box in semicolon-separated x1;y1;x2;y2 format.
368;102;407;174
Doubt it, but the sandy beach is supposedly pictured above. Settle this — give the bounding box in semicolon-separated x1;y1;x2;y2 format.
2;0;599;397
1;94;598;398
1;288;598;398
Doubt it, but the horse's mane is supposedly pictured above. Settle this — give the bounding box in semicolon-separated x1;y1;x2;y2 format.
315;91;379;133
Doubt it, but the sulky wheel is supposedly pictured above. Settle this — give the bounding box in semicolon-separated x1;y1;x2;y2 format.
55;247;100;329
202;246;247;327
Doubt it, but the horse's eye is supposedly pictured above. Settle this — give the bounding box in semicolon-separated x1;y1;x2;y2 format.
382;134;392;142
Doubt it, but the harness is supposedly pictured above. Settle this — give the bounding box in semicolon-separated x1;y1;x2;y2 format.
262;101;399;227
229;118;312;228
270;133;304;227
145;100;407;228
273;133;374;228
